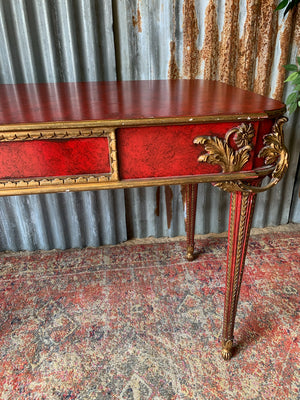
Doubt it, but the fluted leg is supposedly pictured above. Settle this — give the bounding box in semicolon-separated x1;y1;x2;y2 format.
222;190;257;360
182;184;198;261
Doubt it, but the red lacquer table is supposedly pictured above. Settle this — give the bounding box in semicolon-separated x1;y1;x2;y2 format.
0;79;288;359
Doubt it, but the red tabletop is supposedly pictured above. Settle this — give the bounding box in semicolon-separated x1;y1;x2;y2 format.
0;80;285;126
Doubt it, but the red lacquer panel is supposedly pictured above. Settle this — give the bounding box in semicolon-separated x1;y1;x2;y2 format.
117;123;256;180
0;138;110;179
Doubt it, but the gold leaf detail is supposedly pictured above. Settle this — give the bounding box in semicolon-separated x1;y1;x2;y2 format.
202;117;288;193
194;119;288;193
194;123;254;173
227;123;255;148
258;117;288;181
214;181;242;192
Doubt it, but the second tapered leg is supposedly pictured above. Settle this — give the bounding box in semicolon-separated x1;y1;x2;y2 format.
182;184;198;261
222;190;257;360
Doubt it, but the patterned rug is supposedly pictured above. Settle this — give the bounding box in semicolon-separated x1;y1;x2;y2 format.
0;226;299;400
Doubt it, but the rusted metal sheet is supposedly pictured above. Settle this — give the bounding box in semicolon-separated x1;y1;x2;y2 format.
252;1;278;96
172;0;295;98
182;0;202;79
218;0;240;85
0;0;299;251
132;0;142;32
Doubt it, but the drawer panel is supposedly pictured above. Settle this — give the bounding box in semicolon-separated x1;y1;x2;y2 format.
0;137;110;179
117;122;260;180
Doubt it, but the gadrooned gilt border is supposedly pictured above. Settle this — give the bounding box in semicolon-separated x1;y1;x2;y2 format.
0;128;119;190
193;117;288;193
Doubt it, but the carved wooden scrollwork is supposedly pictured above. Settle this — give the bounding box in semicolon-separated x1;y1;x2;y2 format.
194;117;288;193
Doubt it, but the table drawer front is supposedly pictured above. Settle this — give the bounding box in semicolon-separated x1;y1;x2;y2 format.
0;128;118;184
117;122;260;180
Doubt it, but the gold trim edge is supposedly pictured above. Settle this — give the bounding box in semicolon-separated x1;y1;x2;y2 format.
0;110;286;134
0;127;115;141
0;167;275;197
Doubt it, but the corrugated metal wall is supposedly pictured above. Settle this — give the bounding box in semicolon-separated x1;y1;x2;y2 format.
0;0;299;251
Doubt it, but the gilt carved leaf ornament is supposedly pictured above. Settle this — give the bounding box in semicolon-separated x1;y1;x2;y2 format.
196;136;239;173
194;123;255;174
194;118;288;193
258;118;289;181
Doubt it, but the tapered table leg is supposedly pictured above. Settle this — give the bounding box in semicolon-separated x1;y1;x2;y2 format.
182;184;198;261
222;190;257;360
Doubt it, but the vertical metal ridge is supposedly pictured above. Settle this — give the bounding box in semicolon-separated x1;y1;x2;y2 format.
0;1;15;83
1;0;36;83
290;150;300;223
42;193;68;249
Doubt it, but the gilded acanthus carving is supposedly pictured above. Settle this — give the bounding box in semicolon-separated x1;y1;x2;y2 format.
194;123;255;174
257;117;288;184
194;118;288;193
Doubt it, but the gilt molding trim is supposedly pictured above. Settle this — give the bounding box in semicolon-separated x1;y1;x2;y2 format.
194;118;288;193
0;174;112;189
107;129;119;181
0;127;112;142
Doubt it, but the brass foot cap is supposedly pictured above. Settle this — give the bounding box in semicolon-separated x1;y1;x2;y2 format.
186;252;195;261
186;246;195;261
221;340;233;361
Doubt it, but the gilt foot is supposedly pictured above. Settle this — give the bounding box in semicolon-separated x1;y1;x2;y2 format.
186;246;195;261
221;340;233;360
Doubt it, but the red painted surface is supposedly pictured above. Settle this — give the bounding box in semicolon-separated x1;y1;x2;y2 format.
117;123;256;179
0;138;110;179
0;80;285;125
0;80;284;181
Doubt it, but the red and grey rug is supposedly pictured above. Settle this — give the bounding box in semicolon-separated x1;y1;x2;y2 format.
0;226;299;399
